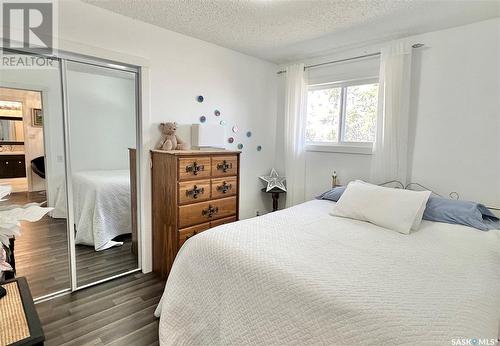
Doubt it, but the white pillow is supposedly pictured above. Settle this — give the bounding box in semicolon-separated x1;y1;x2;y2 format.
330;180;431;234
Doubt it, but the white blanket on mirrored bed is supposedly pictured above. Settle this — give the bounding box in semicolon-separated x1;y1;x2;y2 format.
53;170;131;251
155;199;500;345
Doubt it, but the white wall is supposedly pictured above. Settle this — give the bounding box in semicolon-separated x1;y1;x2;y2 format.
289;18;500;209
19;90;45;192
66;65;136;172
55;0;278;272
408;18;499;209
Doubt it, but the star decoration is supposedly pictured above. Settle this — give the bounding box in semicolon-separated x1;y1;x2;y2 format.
259;168;286;192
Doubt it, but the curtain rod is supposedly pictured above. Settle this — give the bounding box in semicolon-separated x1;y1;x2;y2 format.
276;43;424;75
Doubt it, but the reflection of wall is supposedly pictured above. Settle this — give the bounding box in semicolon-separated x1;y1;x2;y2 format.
0;87;45;192
66;67;136;172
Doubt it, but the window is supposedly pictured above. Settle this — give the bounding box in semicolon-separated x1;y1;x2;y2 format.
305;79;379;154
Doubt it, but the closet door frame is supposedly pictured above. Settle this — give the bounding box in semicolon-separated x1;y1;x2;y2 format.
2;47;143;298
60;54;143;292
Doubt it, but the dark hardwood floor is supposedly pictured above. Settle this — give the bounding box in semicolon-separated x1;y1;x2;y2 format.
4;191;138;298
76;236;138;287
36;273;165;346
15;214;71;297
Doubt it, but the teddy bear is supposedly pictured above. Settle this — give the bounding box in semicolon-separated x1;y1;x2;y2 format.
155;122;188;150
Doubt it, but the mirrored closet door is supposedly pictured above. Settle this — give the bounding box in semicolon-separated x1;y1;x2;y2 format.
0;54;71;299
0;49;141;299
64;61;139;288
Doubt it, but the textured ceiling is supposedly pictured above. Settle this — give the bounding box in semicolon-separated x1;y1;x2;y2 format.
82;0;500;63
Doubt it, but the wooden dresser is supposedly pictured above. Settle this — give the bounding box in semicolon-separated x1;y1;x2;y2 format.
151;149;240;278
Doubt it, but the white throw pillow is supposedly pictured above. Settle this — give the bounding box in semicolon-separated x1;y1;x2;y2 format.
331;180;431;234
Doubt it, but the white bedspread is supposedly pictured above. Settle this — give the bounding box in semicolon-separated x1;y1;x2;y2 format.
155;200;500;345
73;170;131;251
54;170;131;251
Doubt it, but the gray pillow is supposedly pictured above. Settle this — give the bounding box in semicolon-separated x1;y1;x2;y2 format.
316;186;346;202
423;196;499;231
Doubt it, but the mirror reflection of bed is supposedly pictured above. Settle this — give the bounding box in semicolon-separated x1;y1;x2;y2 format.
60;168;138;286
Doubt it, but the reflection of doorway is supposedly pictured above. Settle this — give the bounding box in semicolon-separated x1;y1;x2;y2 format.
0;87;45;194
0;88;61;298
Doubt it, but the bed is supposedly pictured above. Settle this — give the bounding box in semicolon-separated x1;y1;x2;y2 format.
154;199;500;345
54;170;131;251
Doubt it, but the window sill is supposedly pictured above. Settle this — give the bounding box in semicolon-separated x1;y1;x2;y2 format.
305;143;373;155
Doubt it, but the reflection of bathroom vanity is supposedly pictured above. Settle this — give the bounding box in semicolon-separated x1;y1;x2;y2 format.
0;116;26;179
0;153;26;178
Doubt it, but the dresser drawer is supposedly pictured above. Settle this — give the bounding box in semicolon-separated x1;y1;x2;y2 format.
151;150;241;279
211;176;237;199
178;222;211;247
210;216;237;228
178;196;237;228
211;155;238;177
178;156;211;180
178;179;211;204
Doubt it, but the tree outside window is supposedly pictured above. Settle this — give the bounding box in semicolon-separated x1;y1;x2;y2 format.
306;80;378;145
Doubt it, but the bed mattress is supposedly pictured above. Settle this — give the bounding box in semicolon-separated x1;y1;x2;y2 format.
155;199;500;345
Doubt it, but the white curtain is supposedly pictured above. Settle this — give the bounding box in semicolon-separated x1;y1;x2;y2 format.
283;63;308;207
370;41;413;185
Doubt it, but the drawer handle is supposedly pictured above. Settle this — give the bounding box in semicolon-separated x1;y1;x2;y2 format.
202;205;219;218
186;162;204;175
216;160;232;173
217;181;232;194
186;185;204;199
